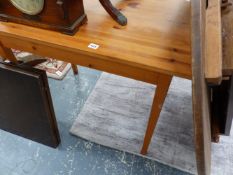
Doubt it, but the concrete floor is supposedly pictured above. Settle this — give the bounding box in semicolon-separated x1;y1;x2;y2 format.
0;67;192;175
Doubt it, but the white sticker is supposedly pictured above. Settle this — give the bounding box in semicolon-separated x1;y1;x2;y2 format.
56;71;63;76
4;60;10;63
88;43;99;50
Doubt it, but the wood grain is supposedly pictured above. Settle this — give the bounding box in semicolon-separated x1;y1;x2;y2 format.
0;35;161;85
141;74;172;155
0;0;193;169
191;0;211;174
0;0;191;79
205;0;222;84
222;0;233;75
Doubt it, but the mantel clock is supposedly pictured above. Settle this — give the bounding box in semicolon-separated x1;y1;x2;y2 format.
0;0;87;35
0;0;127;35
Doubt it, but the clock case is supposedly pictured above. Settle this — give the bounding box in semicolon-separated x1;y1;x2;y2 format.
0;0;87;35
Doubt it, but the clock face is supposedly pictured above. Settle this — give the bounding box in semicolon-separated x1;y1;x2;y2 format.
10;0;44;15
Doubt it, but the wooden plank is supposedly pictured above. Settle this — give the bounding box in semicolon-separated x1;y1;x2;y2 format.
1;37;79;75
0;0;191;79
222;0;233;75
220;1;233;134
0;34;162;85
205;0;222;84
191;0;212;174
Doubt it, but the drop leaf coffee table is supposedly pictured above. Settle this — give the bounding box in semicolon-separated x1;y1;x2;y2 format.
0;0;212;175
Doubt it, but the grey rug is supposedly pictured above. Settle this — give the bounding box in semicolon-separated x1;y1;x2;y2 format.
70;72;233;175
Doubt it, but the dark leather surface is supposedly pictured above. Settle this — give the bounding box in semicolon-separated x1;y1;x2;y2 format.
0;62;60;147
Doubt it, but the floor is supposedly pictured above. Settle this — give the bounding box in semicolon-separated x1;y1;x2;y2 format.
0;66;192;175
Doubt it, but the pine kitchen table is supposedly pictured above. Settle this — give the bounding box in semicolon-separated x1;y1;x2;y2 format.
0;0;211;174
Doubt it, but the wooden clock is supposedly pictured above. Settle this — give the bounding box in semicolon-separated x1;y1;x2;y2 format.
0;0;127;35
0;0;87;35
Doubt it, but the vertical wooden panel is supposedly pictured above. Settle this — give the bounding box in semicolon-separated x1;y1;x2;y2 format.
222;0;233;75
205;0;222;84
191;0;211;174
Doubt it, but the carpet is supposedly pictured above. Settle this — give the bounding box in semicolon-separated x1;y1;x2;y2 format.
70;72;233;175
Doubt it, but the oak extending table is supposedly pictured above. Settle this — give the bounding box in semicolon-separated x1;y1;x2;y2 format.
0;0;211;175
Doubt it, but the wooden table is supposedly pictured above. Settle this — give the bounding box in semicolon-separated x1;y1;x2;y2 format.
0;0;210;174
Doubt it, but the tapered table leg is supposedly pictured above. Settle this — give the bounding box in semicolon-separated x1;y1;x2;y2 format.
71;64;78;75
141;74;172;154
0;42;17;63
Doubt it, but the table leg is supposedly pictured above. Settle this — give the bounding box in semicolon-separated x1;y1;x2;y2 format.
0;42;17;63
71;64;78;75
141;74;172;154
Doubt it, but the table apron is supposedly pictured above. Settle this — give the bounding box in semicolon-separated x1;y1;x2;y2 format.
0;35;177;85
